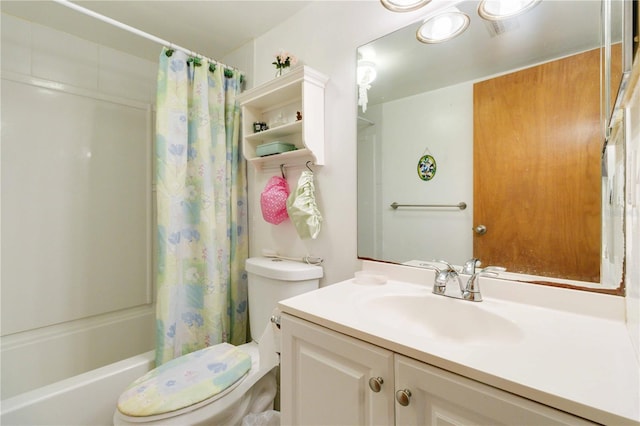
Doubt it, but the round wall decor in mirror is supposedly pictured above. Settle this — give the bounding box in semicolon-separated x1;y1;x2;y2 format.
417;154;437;181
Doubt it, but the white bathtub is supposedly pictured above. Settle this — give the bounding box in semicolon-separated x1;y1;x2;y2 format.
1;350;154;426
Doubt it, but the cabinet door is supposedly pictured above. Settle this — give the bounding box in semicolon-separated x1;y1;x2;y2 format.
281;314;395;426
394;355;596;426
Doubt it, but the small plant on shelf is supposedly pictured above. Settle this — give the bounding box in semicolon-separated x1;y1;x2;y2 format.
273;49;297;77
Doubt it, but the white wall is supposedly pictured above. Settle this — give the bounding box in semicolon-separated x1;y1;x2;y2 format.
624;61;640;360
247;1;443;286
358;83;474;264
1;13;156;398
357;104;383;260
378;83;473;264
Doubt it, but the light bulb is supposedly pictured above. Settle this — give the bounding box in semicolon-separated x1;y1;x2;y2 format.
416;10;469;44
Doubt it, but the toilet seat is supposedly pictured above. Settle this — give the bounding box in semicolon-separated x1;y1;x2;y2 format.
117;343;251;418
114;342;277;425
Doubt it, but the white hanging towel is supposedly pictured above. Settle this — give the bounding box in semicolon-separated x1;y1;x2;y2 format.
286;170;322;239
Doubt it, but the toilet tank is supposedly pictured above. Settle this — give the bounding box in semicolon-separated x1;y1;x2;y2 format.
245;257;323;341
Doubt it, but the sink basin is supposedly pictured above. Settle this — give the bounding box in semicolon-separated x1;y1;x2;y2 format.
358;292;523;344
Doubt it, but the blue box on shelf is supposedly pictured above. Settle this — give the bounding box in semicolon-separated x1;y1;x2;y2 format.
256;141;297;157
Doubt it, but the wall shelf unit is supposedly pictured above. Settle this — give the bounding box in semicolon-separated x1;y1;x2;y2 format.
238;66;328;170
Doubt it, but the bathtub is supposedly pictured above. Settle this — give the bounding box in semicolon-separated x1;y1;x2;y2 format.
1;350;154;426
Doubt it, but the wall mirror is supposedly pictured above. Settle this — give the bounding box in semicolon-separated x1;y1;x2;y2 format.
357;0;634;292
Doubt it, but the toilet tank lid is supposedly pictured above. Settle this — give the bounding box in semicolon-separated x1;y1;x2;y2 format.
246;257;323;281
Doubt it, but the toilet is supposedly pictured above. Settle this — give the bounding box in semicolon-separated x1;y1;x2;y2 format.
113;257;322;425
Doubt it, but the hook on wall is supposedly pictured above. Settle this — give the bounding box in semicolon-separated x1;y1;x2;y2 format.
271;161;316;176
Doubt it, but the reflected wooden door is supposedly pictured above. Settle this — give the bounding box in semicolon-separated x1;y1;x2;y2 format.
473;48;605;282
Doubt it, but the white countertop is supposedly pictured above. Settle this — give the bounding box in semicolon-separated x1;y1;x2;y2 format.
278;262;640;425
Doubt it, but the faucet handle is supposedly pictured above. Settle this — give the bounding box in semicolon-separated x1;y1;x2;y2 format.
463;266;506;302
419;263;442;273
418;259;457;274
461;258;481;275
426;260;457;295
433;259;457;272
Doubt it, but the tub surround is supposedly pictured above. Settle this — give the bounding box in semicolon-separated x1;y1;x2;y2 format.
1;12;156;398
278;261;639;425
0;351;155;426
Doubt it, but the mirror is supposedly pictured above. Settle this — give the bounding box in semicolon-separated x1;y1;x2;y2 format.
357;0;627;289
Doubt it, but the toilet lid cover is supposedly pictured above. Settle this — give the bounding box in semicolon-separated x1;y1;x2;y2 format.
117;343;251;417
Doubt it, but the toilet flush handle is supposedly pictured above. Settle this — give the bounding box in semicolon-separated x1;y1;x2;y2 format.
270;315;281;329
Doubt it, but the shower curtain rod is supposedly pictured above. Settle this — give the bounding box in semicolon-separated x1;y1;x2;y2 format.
51;0;244;75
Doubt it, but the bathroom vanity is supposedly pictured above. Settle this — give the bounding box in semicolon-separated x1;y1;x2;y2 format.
278;262;640;426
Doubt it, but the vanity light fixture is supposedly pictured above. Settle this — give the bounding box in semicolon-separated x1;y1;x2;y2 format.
357;60;377;85
380;0;431;13
477;0;541;21
357;59;377;113
416;9;470;44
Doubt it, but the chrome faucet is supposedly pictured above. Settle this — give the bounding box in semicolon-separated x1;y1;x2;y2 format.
424;259;505;302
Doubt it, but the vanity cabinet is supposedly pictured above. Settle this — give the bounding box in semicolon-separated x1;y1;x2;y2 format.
394;355;596;426
280;314;596;426
280;313;395;425
237;66;328;170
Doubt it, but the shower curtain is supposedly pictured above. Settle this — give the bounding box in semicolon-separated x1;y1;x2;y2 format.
155;48;248;365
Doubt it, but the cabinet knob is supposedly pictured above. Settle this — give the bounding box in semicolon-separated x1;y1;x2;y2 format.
270;315;281;329
395;389;412;406
368;377;384;392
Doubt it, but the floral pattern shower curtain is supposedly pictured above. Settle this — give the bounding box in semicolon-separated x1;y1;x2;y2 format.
155;48;248;365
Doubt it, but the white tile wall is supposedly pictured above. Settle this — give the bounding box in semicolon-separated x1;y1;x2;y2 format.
1;14;31;75
1;12;158;397
98;46;157;103
1;13;157;104
31;23;100;89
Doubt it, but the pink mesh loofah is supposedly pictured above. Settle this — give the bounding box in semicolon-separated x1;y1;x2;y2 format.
260;176;290;224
